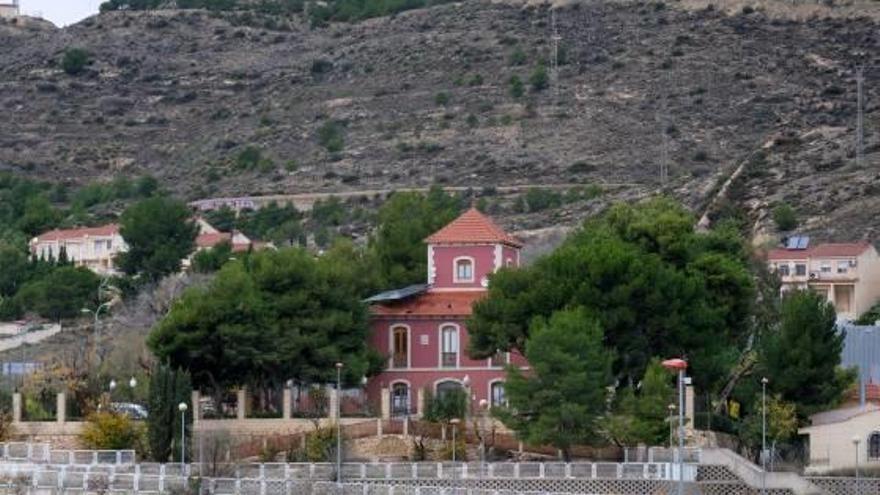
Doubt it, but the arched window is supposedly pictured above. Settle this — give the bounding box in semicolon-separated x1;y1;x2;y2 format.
454;257;474;282
391;326;409;369
391;382;410;416
490;382;506;408
440;325;459;368
869;432;880;460
436;380;463;399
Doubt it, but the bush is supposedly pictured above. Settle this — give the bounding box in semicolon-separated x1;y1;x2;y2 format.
437;437;468;461
772;203;798;231
317;120;345;153
509;47;526;66
311;58;333;75
61;48;91;76
235;146;263;169
524;188;563;212
509;76;524;98
434;92;450;106
423;389;467;423
81;412;144;450
529;65;549;92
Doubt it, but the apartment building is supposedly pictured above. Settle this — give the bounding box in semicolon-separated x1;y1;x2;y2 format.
767;238;880;320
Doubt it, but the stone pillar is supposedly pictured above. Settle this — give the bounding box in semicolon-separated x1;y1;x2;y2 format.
191;391;201;425
685;385;695;427
402;417;409;438
282;388;292;420
56;392;66;424
12;392;21;423
236;387;248;420
328;386;339;421
380;387;390;420
376;418;383;439
416;387;426;418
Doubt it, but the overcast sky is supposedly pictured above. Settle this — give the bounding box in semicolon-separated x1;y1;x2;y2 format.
21;0;100;27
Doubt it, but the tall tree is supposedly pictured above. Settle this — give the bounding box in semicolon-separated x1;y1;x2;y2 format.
605;358;675;447
117;197;198;281
756;290;855;417
147;364;192;462
469;198;754;391
369;186;462;289
149;248;381;395
495;307;613;460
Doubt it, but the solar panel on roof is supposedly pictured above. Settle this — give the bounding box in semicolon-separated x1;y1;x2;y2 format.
798;236;810;249
363;284;429;303
786;236;800;249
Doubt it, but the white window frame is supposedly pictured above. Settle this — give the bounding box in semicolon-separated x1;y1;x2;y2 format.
777;264;790;276
820;261;832;273
488;379;507;409
837;260;849;274
453;256;475;283
795;263;807;276
388;324;411;369
438;323;460;368
390;380;412;416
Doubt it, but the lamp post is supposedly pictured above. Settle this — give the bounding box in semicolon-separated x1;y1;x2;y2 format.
479;399;488;478
81;301;112;364
853;436;861;495
761;377;769;495
667;404;676;448
450;417;460;468
662;358;688;495
178;402;188;473
129;377;137;402
335;362;343;485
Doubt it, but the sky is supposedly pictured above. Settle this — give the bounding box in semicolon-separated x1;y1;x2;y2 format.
20;0;100;27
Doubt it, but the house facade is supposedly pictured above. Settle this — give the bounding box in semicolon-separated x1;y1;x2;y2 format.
365;208;527;418
800;404;880;474
0;1;19;19
29;225;127;275
767;241;880;320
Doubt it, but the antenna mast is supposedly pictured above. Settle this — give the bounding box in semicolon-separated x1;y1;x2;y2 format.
551;8;561;107
857;66;865;169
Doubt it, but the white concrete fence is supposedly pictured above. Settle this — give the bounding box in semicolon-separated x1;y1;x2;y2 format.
0;443;135;466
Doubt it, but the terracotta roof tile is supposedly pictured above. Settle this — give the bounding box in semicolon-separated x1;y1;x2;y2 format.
371;291;486;317
425;208;522;247
767;242;873;261
196;232;232;248
34;224;120;243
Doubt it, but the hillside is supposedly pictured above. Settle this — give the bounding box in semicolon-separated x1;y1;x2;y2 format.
0;0;878;239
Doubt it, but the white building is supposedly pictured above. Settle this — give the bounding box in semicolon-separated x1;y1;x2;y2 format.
0;1;19;19
29;225;127;275
767;240;880;320
800;403;880;474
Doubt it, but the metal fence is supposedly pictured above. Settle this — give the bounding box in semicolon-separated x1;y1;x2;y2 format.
0;443;136;466
0;463;699;494
0;461;697;482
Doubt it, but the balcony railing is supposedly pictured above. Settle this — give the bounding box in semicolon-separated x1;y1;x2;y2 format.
392;353;407;368
441;352;457;368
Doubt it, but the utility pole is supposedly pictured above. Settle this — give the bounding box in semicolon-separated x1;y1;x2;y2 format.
856;66;865;169
551;8;561;107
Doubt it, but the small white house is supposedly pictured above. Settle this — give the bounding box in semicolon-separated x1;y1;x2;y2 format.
799;404;880;474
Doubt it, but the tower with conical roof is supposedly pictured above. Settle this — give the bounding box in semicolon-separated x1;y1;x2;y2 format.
364;208;527;419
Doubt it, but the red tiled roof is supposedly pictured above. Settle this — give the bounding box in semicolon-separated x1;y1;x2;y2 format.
196;232;232;248
371;291;486;317
767;242;873;261
425;208;522;247
34;224;119;242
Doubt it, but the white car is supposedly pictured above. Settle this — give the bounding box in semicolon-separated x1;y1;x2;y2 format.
110;402;148;420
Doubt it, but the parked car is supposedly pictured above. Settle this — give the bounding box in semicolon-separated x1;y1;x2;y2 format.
110;402;148;420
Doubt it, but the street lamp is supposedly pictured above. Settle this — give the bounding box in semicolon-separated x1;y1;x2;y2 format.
81;301;112;364
109;379;117;392
178;402;188;472
662;358;688;495
761;377;769;495
853;436;861;495
129;377;137;389
667;404;676;448
479;399;488;478
335;362;343;485
450;418;461;467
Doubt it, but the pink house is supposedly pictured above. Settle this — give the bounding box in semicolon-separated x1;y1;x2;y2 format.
365;208;528;418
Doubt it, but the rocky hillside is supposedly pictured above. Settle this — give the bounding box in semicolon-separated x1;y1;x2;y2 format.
0;0;878;240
